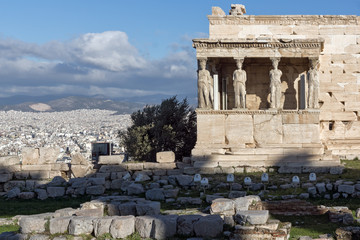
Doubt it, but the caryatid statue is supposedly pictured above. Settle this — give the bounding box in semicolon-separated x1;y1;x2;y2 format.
197;58;213;109
233;58;247;109
269;57;282;109
308;57;320;109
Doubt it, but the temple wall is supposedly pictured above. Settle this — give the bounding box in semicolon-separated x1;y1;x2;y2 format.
206;14;360;159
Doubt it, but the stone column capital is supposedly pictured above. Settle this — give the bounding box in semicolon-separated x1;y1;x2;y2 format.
270;57;281;62
197;57;208;62
234;57;245;62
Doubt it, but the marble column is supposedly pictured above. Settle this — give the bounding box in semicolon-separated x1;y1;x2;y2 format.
269;57;282;109
307;57;320;109
197;58;213;109
233;57;247;109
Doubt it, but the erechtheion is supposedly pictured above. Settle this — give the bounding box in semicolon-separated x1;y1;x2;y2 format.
191;4;360;171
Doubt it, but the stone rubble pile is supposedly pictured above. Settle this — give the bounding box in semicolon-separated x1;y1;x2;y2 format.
209;196;291;240
0;196;227;239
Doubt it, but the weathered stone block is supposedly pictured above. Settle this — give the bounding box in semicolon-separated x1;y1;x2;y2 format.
126;163;144;171
254;115;283;144
19;192;35;199
316;183;327;194
93;217;113;237
226;114;254;145
283;124;320;144
71;165;90;178
50;163;69;171
110;216;135;239
4;180;25;192
98;155;125;165
7;187;20;198
86;185;105;195
234;195;261;212
119;202;137;216
54;208;77;217
75;208;103;217
338;185;355;194
136;201;161;216
175;175;193;186
71;153;87;165
153;215;178;240
127;183;144;195
135;216;154;238
156;151;175;163
20;216;47;234
69;178;87;188
210;198;235;216
194;215;223;238
164;188;179;198
35;188;48;200
47;187;65;198
29;171;50;179
196;114;226;145
99;165;126;173
106;202;120;216
49;217;71;234
68;216;95;235
14;171;30;180
21;148;40;165
177;215;201;236
39;147;60;164
0;156;20;167
145;188;165;201
0;173;13;183
22;165;52;171
87;177;105;185
235;210;269;225
308;187;317;195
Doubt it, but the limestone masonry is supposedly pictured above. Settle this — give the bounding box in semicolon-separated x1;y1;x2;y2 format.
191;4;360;170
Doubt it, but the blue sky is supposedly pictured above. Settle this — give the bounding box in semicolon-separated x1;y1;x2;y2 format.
0;0;359;101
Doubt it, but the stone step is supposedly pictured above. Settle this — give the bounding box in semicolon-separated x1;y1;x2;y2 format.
235;210;269;225
193;157;341;168
223;147;324;155
210;154;324;162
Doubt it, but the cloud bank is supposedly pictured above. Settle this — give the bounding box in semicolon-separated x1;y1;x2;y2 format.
0;31;197;99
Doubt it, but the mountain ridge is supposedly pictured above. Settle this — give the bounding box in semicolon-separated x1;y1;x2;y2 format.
0;96;145;114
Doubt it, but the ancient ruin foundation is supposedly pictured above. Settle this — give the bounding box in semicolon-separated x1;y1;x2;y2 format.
191;5;360;170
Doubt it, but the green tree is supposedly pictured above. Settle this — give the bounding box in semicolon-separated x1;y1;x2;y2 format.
119;96;196;162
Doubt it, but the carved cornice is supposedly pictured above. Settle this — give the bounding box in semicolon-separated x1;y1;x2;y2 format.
208;15;359;25
196;109;320;115
193;40;323;50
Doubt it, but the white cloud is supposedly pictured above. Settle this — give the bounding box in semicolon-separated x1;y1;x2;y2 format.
69;31;147;71
0;31;197;99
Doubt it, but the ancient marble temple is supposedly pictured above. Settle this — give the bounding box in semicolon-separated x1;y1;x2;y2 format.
191;4;360;170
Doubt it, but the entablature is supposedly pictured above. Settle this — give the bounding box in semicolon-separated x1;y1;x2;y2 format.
196;109;320;115
208;15;359;26
193;38;324;58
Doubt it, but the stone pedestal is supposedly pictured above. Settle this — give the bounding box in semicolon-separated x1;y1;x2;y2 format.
191;109;340;168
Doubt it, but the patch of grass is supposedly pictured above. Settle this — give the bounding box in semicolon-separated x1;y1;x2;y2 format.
0;224;20;234
274;214;339;239
79;233;93;240
97;233;114;240
340;159;360;180
125;232;152;240
0;196;90;218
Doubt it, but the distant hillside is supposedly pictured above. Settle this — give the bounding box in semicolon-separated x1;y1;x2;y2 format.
0;96;145;114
